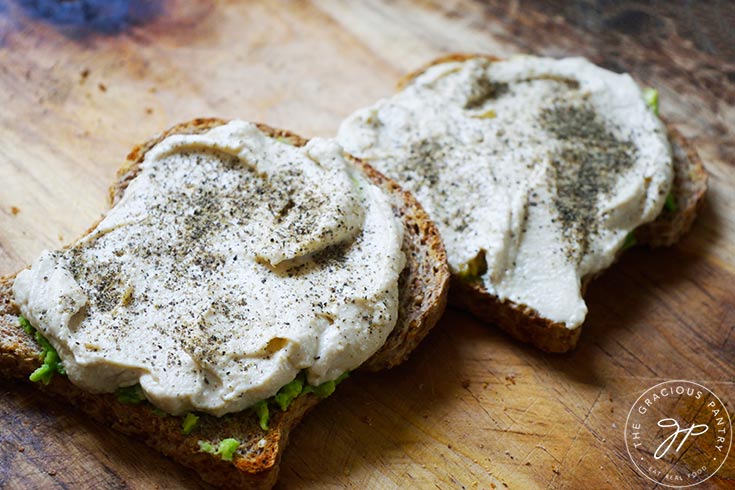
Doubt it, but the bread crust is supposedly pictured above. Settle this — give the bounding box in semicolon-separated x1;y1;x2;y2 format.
0;118;449;488
396;53;707;353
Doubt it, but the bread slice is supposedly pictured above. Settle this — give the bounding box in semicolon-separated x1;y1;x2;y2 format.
393;53;707;353
0;118;449;488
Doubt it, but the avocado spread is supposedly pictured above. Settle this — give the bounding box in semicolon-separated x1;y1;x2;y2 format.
19;315;65;385
198;438;241;462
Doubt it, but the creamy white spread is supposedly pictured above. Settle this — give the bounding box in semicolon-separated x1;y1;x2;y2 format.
13;121;405;416
338;56;673;328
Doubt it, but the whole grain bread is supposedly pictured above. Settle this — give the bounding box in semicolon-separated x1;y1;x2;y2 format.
0;118;449;489
397;53;707;353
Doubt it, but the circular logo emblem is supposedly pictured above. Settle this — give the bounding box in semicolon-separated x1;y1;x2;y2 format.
625;380;732;487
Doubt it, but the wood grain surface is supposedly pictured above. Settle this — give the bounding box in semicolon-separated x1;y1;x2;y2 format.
1;1;734;489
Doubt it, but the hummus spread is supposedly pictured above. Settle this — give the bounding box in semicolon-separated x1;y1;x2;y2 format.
13;121;405;416
338;56;672;328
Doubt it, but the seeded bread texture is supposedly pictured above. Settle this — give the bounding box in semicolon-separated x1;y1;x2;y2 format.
398;54;707;353
0;118;450;489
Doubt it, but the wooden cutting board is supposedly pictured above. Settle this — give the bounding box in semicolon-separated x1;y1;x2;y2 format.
1;1;733;488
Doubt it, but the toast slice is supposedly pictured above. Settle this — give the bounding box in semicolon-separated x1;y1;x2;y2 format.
0;118;449;488
357;53;708;353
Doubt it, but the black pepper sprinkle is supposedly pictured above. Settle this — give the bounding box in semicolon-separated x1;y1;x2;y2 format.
40;137;398;406
540;101;637;260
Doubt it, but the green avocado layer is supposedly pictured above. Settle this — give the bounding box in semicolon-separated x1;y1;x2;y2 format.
18;315;350;461
182;412;199;435
19;316;65;385
643;87;659;116
198;438;241;461
116;384;147;404
254;370;350;431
